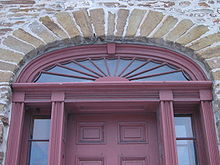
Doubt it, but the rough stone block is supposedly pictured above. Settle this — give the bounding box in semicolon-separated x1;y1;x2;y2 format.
39;16;69;39
73;10;93;38
0;61;17;72
55;12;80;38
0;71;13;82
90;8;105;37
3;36;35;54
198;45;220;59
165;19;194;42
29;21;57;44
13;28;44;48
115;9;129;36
189;33;220;51
126;9;146;36
152;16;178;38
107;12;115;37
0;48;23;64
140;11;164;37
176;25;209;45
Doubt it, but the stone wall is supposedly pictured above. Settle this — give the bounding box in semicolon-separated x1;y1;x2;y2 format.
0;0;220;164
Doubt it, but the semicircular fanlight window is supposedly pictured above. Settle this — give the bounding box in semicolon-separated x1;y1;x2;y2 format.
34;57;190;83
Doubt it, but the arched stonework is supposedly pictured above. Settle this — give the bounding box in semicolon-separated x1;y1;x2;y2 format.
0;6;220;163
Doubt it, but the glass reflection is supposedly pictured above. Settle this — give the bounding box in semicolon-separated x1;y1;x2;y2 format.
33;119;50;140
175;117;193;138
177;140;197;165
29;142;49;165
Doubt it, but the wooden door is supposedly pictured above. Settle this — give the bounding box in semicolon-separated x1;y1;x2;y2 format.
66;113;160;165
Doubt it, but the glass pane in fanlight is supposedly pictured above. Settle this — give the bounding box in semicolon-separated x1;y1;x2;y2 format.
106;59;117;76
65;62;97;77
116;59;133;76
175;117;193;138
131;65;175;78
91;59;108;76
77;60;103;76
32;119;51;140
48;66;93;78
122;59;146;77
176;140;197;165
29;142;49;165
132;72;188;81
35;73;93;83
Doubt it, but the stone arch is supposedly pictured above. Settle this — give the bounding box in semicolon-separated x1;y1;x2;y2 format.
0;7;220;162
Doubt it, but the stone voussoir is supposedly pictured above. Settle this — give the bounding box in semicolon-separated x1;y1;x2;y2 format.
107;11;115;37
115;9;129;37
165;19;194;42
55;12;80;38
0;48;23;63
0;61;17;72
29;21;57;44
212;70;220;80
13;28;45;48
197;45;220;60
89;8;105;37
140;10;164;37
206;57;220;69
3;36;35;54
176;25;209;45
152;16;178;38
0;71;13;82
72;10;93;38
39;16;69;39
189;32;220;51
126;9;146;37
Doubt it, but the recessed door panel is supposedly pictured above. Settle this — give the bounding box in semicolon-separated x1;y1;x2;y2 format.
66;113;159;165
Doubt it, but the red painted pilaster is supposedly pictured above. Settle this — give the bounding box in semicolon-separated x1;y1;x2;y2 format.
5;92;25;165
159;90;178;165
48;92;65;165
200;101;220;165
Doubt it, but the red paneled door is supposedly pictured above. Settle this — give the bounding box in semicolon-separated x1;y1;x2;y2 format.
66;113;160;165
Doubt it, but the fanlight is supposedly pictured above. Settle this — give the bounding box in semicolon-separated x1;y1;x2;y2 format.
34;57;190;82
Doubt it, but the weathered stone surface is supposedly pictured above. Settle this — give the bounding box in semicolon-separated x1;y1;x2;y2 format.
190;32;220;51
152;16;178;38
115;9;129;36
29;21;57;44
3;36;34;54
39;16;68;39
198;45;220;59
0;123;3;144
90;8;105;37
55;12;80;38
73;10;93;38
212;70;220;80
140;11;164;37
0;71;13;82
0;61;17;72
206;57;220;69
107;12;115;36
176;25;209;45
0;115;8;126
0;48;23;63
165;19;194;42
13;28;44;48
0;0;35;4
126;9;146;36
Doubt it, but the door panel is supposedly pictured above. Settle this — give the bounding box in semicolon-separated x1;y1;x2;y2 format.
66;113;159;165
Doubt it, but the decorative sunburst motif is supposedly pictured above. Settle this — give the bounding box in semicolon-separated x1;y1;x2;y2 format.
34;57;190;83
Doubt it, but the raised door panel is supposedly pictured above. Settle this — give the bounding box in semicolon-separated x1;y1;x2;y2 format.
66;113;159;165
